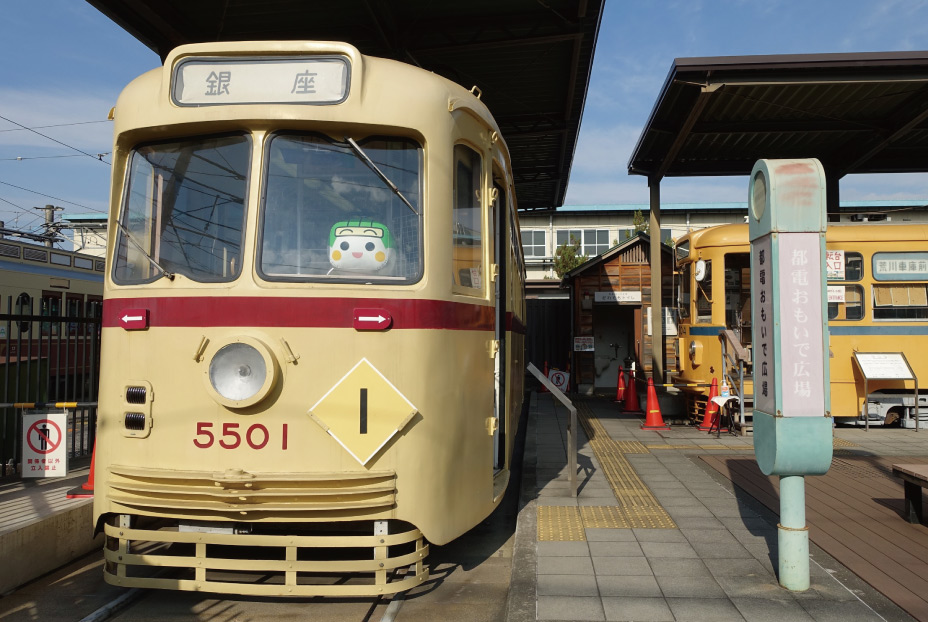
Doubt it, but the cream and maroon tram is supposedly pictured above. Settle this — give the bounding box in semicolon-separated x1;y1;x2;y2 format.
93;41;526;596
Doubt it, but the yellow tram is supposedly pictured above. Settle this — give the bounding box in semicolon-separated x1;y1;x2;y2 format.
674;222;928;427
92;41;526;596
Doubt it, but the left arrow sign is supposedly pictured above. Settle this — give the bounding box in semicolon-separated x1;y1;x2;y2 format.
119;308;149;330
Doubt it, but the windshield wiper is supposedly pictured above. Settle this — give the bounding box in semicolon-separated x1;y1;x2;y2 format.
114;220;175;281
344;137;419;216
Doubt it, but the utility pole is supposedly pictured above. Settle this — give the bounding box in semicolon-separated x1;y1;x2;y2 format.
35;204;63;247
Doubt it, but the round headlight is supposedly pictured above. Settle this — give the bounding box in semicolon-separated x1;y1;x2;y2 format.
206;338;278;408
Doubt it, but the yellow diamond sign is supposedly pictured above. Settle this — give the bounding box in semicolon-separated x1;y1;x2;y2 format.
308;358;417;465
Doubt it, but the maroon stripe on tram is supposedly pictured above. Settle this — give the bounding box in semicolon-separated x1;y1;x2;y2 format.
103;296;495;331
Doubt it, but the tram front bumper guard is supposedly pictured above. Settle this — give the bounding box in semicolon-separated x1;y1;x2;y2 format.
102;521;428;597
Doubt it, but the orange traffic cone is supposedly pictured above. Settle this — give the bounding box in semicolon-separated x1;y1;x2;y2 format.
641;378;671;430
66;442;95;499
697;378;719;431
540;361;550;392
614;366;626;403
624;371;640;412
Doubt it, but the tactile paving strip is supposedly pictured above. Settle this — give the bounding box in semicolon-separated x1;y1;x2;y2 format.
576;402;677;529
537;505;586;541
580;505;629;528
833;437;858;448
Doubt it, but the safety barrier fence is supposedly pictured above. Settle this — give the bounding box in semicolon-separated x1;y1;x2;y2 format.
0;298;100;478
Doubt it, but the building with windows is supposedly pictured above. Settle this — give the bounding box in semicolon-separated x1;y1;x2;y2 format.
520;200;928;282
519;203;749;282
519;200;928;379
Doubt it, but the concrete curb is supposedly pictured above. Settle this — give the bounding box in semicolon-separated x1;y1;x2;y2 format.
0;499;103;594
506;391;538;622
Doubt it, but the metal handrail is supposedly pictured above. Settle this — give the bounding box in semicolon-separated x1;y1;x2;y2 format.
719;330;752;429
527;362;577;498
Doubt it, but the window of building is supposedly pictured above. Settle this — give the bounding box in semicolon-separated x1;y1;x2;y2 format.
522;230;546;257
453;144;483;293
556;228;610;256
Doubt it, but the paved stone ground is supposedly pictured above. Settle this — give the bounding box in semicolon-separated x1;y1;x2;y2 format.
507;392;918;622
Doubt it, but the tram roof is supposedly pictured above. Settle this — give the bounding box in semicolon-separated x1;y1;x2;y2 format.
85;0;604;212
628;51;928;181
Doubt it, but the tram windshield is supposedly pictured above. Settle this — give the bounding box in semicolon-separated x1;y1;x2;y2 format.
113;134;250;284
259;133;422;283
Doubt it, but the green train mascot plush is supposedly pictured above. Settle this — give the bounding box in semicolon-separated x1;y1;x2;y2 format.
328;218;394;273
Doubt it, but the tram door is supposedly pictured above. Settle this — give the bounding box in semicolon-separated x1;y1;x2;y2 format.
491;178;507;471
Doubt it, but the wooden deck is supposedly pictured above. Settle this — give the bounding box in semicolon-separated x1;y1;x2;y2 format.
702;454;928;622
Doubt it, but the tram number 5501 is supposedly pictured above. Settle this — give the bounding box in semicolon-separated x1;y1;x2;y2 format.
193;422;289;450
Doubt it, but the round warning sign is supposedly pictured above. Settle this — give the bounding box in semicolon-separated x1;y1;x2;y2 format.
27;419;62;454
548;370;570;392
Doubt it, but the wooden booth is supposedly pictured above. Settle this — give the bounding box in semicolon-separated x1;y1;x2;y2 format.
562;233;676;393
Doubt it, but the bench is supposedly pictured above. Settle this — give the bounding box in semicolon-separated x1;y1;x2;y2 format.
892;464;928;524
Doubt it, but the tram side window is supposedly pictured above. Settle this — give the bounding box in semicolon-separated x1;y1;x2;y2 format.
113;134;249;284
65;294;83;336
828;285;864;321
453;145;483;294
14;292;31;334
873;284;928;320
724;253;751;341
41;292;62;337
827;251;863;281
695;259;712;323
260;133;422;283
677;263;691;320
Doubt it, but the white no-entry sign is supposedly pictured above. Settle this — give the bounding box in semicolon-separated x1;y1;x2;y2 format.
548;370;570;392
22;411;68;478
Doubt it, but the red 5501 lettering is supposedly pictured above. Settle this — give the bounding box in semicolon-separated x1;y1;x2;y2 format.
193;422;289;450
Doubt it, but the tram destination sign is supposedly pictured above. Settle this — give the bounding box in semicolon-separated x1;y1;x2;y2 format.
172;56;350;106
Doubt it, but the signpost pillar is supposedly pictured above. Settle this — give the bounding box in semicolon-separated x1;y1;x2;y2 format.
748;159;833;591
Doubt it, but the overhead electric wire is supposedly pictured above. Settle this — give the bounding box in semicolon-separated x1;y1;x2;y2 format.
0;119;109;133
0;179;106;213
0;195;46;228
1;153;110;162
0;114;111;164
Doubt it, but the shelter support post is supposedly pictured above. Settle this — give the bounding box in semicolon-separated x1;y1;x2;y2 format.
649;178;663;383
825;172;840;216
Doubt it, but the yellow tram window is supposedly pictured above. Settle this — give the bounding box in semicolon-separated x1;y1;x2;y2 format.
677;263;691;320
113;134;249;284
873;284;928;320
828;284;864;320
259;133;422;283
695;259;712;323
453;144;483;293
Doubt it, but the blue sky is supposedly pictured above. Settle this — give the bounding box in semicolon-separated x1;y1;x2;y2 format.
2;1;928;239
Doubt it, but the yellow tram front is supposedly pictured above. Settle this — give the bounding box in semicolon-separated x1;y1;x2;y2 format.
93;41;525;596
673;224;752;420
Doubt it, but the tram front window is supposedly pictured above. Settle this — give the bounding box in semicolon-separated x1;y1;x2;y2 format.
113;134;249;284
259;133;422;284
